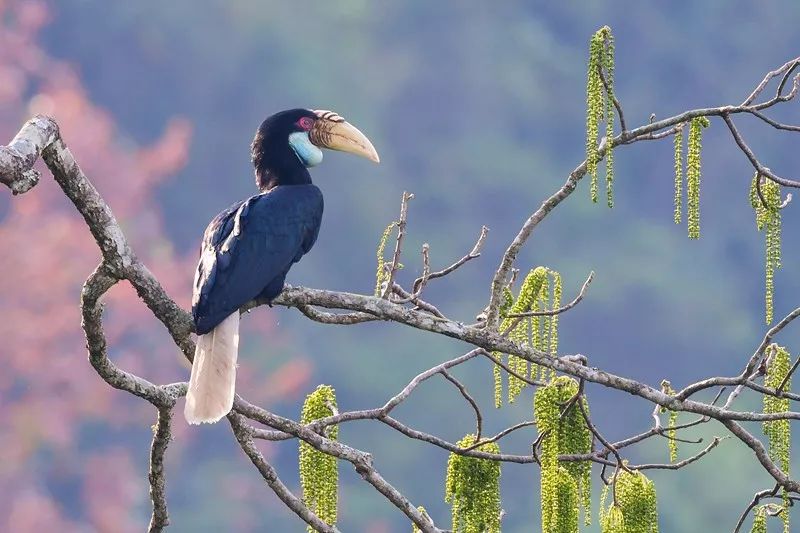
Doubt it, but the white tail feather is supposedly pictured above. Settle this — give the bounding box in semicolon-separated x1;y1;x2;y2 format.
185;312;240;424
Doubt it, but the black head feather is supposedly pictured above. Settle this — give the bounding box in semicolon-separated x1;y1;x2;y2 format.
251;108;318;190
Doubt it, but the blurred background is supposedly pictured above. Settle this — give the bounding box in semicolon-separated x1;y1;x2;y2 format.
1;1;800;531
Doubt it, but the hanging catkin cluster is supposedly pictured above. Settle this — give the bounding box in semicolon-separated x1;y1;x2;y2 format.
375;221;397;295
749;173;783;323
494;267;563;407
445;435;502;533
686;116;709;238
763;344;791;533
673;117;710;237
599;470;659;533
659;380;679;462
586;25;616;207
299;385;339;531
673;125;684;224
749;505;767;533
534;376;592;532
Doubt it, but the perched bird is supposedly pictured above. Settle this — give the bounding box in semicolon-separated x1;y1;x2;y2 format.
185;109;379;424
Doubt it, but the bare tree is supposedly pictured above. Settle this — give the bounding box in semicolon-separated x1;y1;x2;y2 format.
2;30;800;533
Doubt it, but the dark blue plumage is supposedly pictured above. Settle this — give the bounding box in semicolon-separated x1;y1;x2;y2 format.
192;185;323;334
191;109;324;335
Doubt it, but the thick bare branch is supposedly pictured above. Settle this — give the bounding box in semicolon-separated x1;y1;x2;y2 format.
234;399;443;532
148;407;174;533
228;413;340;533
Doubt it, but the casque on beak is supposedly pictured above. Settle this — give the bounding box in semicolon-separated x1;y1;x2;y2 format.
309;110;380;163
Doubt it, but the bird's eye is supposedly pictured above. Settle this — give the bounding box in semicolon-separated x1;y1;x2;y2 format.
297;117;315;131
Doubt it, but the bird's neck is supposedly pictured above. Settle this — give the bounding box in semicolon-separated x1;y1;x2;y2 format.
256;149;313;191
257;167;312;191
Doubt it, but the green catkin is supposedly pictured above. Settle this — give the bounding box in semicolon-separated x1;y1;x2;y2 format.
553;466;580;533
375;222;396;295
499;287;514;318
530;292;542;383
445;435;502;533
535;376;592;532
532;295;542;356
493;288;516;407
763;344;791;533
603;29;616;208
673;125;684;224
499;268;547;404
493;352;503;409
412;506;432;532
539;277;551;357
749;506;767;533
299;385;339;531
586;26;615;206
508;313;530;403
686;116;709;239
549;270;562;356
750;174;782;324
600;470;659;533
586;31;603;202
601;504;626;533
659;380;678;462
599;484;609;524
494;268;564;404
668;410;678;463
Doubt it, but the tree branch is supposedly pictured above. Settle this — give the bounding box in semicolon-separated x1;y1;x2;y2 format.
4;54;800;530
148;407;174;533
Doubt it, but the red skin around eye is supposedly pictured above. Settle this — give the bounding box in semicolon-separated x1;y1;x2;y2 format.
297;117;314;130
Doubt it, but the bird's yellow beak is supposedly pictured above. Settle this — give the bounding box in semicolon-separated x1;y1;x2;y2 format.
309;110;380;163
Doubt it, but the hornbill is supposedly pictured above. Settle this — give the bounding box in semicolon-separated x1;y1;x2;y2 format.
185;109;379;424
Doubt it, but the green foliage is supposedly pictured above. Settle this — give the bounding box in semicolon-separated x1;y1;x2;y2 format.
375;221;397;295
749;174;783;324
673;125;684;224
445;435;502;533
600;470;659;533
299;385;339;531
494;267;563;406
686;116;710;239
763;344;791;533
586;25;616;207
750;505;767;533
535;376;592;532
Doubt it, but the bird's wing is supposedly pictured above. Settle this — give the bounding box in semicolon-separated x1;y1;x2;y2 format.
192;185;323;333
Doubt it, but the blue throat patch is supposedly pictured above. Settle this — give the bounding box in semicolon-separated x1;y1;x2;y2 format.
288;132;323;167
